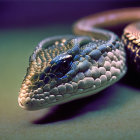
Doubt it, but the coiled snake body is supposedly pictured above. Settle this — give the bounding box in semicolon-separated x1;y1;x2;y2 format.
18;8;140;110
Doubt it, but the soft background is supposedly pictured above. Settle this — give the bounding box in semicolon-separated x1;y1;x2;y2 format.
0;1;140;140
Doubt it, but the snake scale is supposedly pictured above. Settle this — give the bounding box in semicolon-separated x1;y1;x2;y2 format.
18;8;140;110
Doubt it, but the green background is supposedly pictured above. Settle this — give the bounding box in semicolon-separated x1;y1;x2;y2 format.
0;25;140;140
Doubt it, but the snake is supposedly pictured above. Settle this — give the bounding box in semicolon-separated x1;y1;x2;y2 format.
18;8;140;110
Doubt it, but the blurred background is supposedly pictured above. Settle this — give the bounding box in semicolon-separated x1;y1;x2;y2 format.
0;0;140;29
0;1;140;140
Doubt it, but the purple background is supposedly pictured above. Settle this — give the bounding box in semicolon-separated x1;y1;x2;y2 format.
0;0;140;29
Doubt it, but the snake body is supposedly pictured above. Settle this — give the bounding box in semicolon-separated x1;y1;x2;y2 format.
18;8;140;110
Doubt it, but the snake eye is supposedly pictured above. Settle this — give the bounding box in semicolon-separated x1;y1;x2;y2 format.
58;59;71;71
51;54;73;78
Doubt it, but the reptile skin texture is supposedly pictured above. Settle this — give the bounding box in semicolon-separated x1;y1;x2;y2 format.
18;8;140;110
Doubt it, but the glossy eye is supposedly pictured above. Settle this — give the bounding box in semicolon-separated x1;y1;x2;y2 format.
51;54;73;78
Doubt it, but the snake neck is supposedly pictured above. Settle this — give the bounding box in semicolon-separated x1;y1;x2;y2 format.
73;8;140;71
73;8;140;43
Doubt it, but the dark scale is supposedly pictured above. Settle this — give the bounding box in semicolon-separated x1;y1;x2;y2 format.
112;40;117;45
28;85;38;91
44;76;50;84
98;44;107;53
108;43;114;50
30;73;39;83
34;81;44;88
115;42;120;49
39;72;46;80
44;66;51;73
51;64;60;72
48;73;56;79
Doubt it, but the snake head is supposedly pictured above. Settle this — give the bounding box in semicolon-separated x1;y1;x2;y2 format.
18;35;126;110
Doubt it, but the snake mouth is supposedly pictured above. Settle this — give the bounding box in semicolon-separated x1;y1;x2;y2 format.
18;35;126;110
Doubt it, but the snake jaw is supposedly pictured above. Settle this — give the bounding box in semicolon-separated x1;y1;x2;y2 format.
18;35;127;110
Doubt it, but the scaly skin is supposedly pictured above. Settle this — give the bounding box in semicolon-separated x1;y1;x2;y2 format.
122;22;140;71
18;8;140;110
